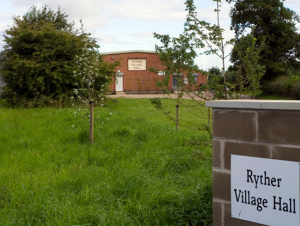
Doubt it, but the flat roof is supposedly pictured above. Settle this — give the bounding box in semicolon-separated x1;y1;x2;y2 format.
101;50;157;55
206;100;300;110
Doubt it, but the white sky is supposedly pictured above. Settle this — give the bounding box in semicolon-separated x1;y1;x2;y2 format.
0;0;300;71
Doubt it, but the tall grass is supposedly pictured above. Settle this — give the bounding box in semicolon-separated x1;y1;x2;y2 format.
0;98;212;225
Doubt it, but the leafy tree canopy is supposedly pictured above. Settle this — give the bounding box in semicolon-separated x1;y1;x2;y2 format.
152;33;200;89
1;6;92;106
228;0;300;81
72;30;120;107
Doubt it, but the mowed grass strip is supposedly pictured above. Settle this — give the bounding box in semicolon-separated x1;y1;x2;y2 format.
0;98;212;225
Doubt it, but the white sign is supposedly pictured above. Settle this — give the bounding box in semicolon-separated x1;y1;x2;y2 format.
231;155;300;226
158;71;165;76
128;59;146;70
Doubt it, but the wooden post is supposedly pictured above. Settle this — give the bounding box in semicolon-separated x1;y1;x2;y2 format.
176;104;179;131
208;107;211;128
89;99;94;143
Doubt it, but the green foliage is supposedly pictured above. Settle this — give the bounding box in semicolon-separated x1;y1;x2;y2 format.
225;67;239;84
0;98;212;225
153;0;235;95
184;0;248;101
207;66;222;87
207;65;247;99
228;0;300;81
0;51;5;95
151;32;200;91
151;0;236;133
207;67;227;99
0;50;7;69
185;0;234;83
234;33;266;98
71;24;120;143
150;97;211;131
0;6;87;107
151;30;210;132
262;75;300;99
72;27;120;107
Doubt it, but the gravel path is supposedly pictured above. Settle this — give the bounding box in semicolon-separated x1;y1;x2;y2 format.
108;91;214;100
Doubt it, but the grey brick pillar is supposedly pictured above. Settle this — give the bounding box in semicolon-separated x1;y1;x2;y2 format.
206;100;300;226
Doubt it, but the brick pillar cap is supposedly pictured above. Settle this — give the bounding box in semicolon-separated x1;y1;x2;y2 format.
206;100;300;110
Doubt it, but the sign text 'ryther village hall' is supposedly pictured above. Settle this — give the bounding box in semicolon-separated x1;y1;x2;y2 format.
231;155;299;226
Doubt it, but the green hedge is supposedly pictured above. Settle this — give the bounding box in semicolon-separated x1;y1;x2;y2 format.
263;76;300;99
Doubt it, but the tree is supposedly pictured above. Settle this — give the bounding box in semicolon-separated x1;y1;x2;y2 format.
185;0;234;88
152;33;200;93
0;5;86;106
234;34;266;98
228;0;300;81
0;50;7;67
151;0;238;133
150;33;209;131
0;50;7;94
207;66;228;99
72;24;120;143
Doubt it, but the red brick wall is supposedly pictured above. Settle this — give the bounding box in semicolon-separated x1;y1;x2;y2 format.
102;51;207;93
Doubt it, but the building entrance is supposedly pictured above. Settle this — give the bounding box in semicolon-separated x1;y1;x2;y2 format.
115;72;124;92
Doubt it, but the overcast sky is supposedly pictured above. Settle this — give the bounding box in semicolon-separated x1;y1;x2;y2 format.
1;0;300;71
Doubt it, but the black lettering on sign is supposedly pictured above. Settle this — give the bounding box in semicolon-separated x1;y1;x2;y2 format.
234;189;268;212
246;169;282;188
273;196;296;214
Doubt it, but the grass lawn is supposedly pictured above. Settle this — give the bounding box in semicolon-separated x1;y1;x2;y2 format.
256;93;294;100
251;91;294;100
0;98;212;225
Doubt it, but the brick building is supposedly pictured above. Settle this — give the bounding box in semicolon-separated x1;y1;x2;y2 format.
102;50;207;94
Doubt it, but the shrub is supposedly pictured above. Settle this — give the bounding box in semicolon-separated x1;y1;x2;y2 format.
0;6;115;107
290;79;300;100
263;76;289;96
262;75;300;99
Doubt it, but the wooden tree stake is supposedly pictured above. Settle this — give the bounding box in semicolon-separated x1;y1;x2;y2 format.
89;99;94;143
176;104;179;131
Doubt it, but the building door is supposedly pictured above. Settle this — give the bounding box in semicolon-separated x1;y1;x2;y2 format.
116;73;124;92
173;74;182;91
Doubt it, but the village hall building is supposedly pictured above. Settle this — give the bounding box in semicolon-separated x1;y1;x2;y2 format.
102;50;207;94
